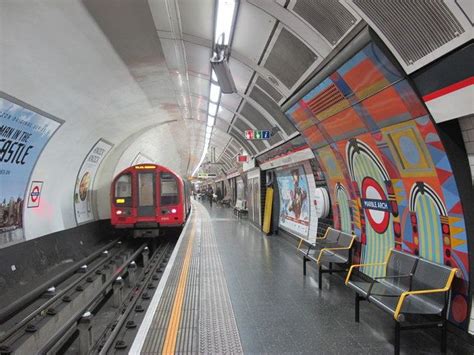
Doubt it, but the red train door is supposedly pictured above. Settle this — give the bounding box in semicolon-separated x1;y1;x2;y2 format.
137;171;156;217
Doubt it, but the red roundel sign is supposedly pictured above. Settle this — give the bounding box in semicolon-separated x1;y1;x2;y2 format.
31;186;40;203
28;181;43;208
361;177;390;234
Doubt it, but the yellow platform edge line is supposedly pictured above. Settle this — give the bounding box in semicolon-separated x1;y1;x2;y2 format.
161;214;197;354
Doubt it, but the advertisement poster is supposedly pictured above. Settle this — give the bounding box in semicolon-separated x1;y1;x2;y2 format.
276;164;310;237
0;96;62;247
74;139;112;224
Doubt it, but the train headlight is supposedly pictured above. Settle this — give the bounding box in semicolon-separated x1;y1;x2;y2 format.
171;208;177;213
116;210;123;215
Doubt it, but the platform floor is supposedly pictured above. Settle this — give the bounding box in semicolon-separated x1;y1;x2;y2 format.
131;201;474;354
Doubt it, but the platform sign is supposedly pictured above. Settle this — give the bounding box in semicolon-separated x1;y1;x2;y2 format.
237;155;248;163
27;181;43;208
197;173;217;179
74;139;112;224
244;130;271;140
0;95;62;247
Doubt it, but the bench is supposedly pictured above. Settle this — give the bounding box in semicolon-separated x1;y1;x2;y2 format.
233;199;248;219
298;227;355;289
345;249;458;354
218;197;231;207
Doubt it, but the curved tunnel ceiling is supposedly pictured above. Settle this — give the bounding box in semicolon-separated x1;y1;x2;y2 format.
1;0;471;238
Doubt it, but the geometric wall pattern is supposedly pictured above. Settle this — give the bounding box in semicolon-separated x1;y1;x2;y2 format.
286;42;470;328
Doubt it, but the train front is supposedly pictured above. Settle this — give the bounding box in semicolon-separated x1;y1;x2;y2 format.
110;164;186;237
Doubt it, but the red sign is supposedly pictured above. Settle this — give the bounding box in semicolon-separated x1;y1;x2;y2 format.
27;181;43;208
237;155;248;163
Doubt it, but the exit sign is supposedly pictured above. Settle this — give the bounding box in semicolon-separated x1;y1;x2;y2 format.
244;130;271;140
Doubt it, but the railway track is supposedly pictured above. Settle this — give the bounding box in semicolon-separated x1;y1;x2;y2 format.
0;237;176;355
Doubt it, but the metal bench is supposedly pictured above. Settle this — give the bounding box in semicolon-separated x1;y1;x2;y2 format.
299;228;355;289
219;197;231;207
233;199;248;219
345;249;458;354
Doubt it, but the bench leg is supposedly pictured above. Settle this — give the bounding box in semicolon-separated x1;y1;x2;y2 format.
355;293;360;323
329;262;333;275
318;265;322;290
394;322;400;355
303;257;307;276
441;316;447;353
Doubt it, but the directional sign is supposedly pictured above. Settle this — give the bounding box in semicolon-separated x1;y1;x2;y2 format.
27;181;43;208
244;130;271;140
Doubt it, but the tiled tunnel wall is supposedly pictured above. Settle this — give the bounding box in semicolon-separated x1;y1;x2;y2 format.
286;41;471;330
459;116;474;186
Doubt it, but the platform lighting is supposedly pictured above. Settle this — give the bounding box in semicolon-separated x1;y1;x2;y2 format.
208;102;218;117
209;83;221;102
192;0;238;177
207;115;216;127
215;0;236;46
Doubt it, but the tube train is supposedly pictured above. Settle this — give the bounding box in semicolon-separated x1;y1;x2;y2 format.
110;164;191;237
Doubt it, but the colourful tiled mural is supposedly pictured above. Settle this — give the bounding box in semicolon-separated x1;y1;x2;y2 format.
286;42;470;328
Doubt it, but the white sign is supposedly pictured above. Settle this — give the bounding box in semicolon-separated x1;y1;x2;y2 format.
131;152;154;166
27;181;43;208
74;139;112;224
260;147;314;170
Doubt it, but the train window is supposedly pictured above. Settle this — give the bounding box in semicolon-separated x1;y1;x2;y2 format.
138;172;155;207
115;174;132;206
161;173;179;205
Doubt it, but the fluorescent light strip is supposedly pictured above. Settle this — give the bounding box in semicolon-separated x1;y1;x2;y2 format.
192;0;237;177
209;84;221;102
207;115;215;127
208;102;218;116
215;0;236;45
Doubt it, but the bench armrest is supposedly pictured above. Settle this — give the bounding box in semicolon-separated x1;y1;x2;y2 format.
393;268;458;321
345;262;387;285
317;235;355;264
316;245;351;264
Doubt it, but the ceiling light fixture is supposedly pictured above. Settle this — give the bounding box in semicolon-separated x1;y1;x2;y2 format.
209;83;221;102
208;102;218;116
207;115;216;127
192;0;239;177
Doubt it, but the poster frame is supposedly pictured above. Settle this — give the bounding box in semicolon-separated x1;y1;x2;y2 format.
0;92;64;244
73;138;113;225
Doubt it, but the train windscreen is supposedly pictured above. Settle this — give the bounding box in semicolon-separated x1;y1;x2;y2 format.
161;173;179;205
115;174;132;206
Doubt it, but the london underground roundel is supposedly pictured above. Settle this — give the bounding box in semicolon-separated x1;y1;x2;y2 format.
361;177;390;234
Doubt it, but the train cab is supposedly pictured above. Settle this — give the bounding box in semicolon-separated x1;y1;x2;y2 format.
111;164;190;237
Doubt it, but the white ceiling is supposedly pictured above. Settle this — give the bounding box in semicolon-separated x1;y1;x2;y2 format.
3;0;469;184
